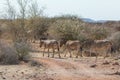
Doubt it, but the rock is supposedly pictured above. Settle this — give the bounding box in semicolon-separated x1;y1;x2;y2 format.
90;64;97;68
114;71;120;75
2;76;6;79
102;61;110;65
33;74;37;78
112;62;119;65
12;75;15;77
21;72;24;74
111;67;115;70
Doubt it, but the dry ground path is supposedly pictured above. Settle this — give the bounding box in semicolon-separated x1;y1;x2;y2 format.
31;52;120;80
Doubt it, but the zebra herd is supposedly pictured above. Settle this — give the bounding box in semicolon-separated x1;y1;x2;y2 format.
38;39;117;61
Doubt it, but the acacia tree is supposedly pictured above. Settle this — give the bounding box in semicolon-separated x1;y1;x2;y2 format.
5;0;16;20
15;0;31;42
4;0;44;42
27;1;49;40
4;0;17;41
4;0;29;42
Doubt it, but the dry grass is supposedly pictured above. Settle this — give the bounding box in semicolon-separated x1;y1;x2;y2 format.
0;42;19;64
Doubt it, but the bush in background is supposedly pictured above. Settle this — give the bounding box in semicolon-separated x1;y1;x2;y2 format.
47;16;88;41
91;27;109;40
109;32;120;52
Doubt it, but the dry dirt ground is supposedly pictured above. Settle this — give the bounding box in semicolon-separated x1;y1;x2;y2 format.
0;42;120;80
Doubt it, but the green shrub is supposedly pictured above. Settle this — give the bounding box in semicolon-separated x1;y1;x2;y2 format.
14;41;31;61
91;28;109;40
48;18;86;40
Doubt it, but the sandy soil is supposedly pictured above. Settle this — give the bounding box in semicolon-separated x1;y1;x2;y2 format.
0;42;120;80
32;55;120;80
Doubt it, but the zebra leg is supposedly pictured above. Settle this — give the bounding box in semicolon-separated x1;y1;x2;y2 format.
64;48;67;57
48;48;50;57
104;50;108;59
69;49;72;58
95;52;98;63
43;48;45;57
52;47;55;58
76;51;79;58
57;44;61;58
58;51;61;58
94;50;98;62
80;47;83;57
